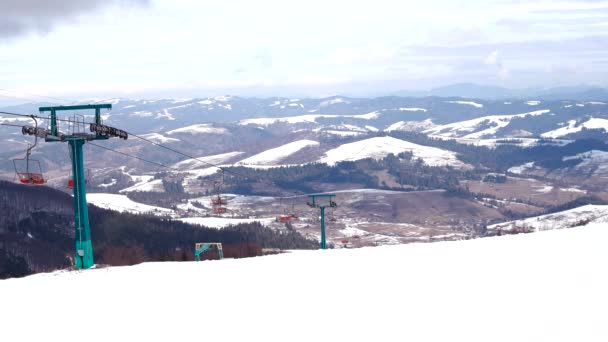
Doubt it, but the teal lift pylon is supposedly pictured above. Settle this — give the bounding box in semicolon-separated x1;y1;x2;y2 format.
307;194;337;249
194;243;224;261
38;104;126;269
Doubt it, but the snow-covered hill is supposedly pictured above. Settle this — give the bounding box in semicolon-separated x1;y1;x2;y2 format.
236;140;319;166
173;152;244;170
318;136;469;168
424;110;550;139
238;112;379;126
488;204;608;232
87;193;174;215
541;118;608;138
2;225;606;341
385;119;435;132
166;124;228;135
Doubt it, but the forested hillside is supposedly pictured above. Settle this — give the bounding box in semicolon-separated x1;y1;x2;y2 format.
0;181;316;279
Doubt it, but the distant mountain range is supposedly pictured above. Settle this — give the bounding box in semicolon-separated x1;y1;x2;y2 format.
394;83;608;101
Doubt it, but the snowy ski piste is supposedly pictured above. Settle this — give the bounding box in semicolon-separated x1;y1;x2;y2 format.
1;224;606;342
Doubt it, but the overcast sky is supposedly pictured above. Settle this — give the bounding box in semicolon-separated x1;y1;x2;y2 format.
0;0;607;101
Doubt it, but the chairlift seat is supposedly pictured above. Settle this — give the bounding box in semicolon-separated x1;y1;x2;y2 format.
17;173;45;185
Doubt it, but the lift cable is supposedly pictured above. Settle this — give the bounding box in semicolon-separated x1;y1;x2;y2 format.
1;110;311;199
87;142;182;171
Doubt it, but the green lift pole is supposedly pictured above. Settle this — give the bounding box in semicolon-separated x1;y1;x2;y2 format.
307;194;337;249
39;104;126;269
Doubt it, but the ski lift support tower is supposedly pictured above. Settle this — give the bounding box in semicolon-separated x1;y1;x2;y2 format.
37;104;127;269
307;193;337;249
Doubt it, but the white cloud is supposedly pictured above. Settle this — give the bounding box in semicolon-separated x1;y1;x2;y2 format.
484;50;499;65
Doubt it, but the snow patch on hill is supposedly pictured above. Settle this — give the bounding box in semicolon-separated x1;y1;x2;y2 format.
239;112;379;126
140;133;180;143
385;119;435;132
488;204;608;232
446;100;484;108
173;152;244;170
425;110;550;139
87;193;174;215
237;140;319;166
563;150;608;175
2;224;607;341
167;124;228;135
399;107;427;112
541;118;608;138
318;136;468;168
320;97;349;106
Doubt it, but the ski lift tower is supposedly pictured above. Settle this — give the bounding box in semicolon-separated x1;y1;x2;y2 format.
36;104;127;269
307;193;337;249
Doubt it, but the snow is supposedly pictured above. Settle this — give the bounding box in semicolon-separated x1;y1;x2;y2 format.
2;224;607;342
173;152;243;170
385;119;435;132
488;204;608;232
320;97;349;106
508;162;536;174
87;193;173;215
156;109;176;121
177;217;274;229
364;125;379;132
171;98;193;104
318;136;469;168
446;100;484;108
131;111;153;117
534;185;553;193
320;130;363;136
214;95;231;102
119;176;163;193
352;111;380;119
398;107;427;112
587;101;607;105
239;112;379;126
526;100;541;106
140;133;180;143
98;179;117;188
237;140;319;166
425;110;550;139
563;150;608;167
541;118;608;138
198;99;213;105
166;124;228;135
561;187;586;193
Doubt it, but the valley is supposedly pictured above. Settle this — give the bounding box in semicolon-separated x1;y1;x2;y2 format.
3;95;606;256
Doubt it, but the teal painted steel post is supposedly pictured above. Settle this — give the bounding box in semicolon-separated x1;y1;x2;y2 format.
320;206;326;249
50;109;57;136
70;139;94;269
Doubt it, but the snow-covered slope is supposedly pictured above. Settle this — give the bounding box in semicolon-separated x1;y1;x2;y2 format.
2;225;607;341
446;100;484;108
239;112;379;126
139;133;180;143
166;124;228;135
237;140;319;166
488;205;608;232
385;119;435;132
173;152;244;170
87;193;174;215
424;110;550;139
118;176;164;193
318;136;468;168
541;118;608;138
